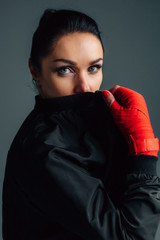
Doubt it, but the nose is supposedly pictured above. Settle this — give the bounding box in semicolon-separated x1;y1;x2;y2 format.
73;73;90;94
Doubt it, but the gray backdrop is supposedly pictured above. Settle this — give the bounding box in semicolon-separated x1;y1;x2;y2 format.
0;0;160;239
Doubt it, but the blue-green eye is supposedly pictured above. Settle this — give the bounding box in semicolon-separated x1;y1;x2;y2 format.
88;65;102;73
55;66;74;75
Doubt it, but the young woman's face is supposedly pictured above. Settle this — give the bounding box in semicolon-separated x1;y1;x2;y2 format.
29;32;103;98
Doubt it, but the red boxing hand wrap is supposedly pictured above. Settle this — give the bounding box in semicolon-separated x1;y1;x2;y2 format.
128;136;159;155
103;86;159;156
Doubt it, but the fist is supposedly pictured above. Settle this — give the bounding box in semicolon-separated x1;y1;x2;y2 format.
102;85;159;156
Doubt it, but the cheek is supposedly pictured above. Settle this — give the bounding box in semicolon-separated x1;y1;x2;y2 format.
98;71;103;85
90;72;103;89
49;75;74;92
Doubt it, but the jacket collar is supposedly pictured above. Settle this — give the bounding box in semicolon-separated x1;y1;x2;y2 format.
34;91;103;112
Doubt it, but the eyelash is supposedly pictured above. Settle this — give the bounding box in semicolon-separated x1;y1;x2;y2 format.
55;64;102;76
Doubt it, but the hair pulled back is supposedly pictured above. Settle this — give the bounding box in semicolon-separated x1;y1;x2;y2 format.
30;9;104;70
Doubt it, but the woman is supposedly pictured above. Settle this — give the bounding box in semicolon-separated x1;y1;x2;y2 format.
2;9;160;240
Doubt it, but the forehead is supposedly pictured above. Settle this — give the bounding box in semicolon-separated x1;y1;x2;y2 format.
48;32;103;62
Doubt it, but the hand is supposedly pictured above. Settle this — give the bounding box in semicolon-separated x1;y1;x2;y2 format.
102;85;159;156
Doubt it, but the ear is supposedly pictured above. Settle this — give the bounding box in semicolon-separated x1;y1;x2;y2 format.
28;59;40;81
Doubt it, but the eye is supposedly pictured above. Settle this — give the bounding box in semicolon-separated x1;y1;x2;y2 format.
88;65;102;73
55;66;74;75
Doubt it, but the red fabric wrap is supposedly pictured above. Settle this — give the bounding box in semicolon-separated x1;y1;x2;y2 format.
104;86;159;156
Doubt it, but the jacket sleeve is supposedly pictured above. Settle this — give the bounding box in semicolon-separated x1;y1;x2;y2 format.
24;141;160;240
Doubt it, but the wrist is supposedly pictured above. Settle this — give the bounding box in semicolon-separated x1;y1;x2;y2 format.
127;135;159;156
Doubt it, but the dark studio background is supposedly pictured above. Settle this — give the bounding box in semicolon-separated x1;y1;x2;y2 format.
0;0;160;239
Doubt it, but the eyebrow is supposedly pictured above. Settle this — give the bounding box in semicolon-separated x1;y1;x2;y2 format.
52;58;103;65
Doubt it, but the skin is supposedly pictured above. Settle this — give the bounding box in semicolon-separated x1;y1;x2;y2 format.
29;32;156;155
29;32;104;98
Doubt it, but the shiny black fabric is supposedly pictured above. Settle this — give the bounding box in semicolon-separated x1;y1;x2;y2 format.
2;91;160;240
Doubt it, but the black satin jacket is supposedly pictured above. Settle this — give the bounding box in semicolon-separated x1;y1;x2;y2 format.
2;91;160;240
